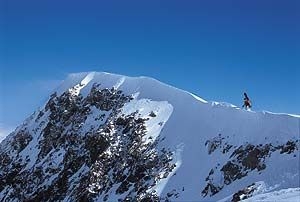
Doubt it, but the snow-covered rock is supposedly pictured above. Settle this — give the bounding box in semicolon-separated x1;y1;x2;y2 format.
0;72;299;201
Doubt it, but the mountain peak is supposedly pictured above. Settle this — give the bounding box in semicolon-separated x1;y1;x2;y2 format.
1;72;299;201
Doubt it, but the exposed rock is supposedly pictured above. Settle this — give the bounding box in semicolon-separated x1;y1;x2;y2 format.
205;134;233;155
231;183;257;202
202;137;299;197
11;130;32;153
0;83;175;202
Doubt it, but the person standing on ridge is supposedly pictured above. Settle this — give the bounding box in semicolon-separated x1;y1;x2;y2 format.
242;92;252;110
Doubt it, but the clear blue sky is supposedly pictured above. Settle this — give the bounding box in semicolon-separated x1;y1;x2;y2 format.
0;0;299;133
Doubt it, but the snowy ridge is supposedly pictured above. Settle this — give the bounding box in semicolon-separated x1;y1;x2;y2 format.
0;72;299;201
58;72;299;118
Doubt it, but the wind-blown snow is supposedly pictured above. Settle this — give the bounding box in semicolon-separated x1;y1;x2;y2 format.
68;72;95;96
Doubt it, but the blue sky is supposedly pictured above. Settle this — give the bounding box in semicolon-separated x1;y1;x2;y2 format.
1;0;299;134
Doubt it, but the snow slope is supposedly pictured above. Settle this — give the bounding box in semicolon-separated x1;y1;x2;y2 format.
1;72;299;201
243;188;300;202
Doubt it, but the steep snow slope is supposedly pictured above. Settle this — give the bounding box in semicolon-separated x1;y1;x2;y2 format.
0;72;299;201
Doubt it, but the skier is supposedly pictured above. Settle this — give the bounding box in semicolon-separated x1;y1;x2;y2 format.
242;92;252;110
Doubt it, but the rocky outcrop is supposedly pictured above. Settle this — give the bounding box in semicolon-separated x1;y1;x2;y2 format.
205;134;233;155
0;83;175;202
202;137;299;197
231;183;257;202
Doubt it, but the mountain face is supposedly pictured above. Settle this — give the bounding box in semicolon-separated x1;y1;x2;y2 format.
1;72;299;202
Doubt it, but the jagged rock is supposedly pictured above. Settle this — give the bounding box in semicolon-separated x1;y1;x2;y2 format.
11;130;32;153
231;183;257;202
202;138;299;197
0;83;176;202
205;134;233;155
280;140;297;154
149;111;157;117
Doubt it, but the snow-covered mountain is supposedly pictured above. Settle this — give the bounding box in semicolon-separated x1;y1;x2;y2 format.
1;72;299;202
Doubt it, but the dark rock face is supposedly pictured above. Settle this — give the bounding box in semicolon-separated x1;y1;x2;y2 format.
278;140;298;154
231;183;258;202
79;113;176;202
11;130;33;154
205;134;233;155
0;83;176;202
202;136;299;197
